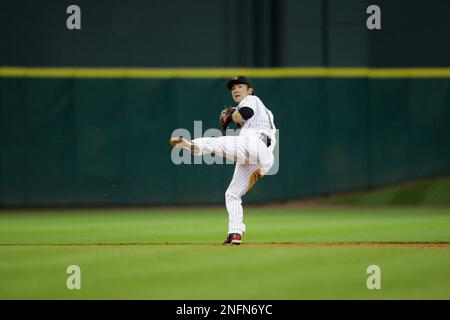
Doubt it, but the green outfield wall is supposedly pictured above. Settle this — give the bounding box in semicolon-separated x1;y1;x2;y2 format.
1;0;449;206
1;73;449;206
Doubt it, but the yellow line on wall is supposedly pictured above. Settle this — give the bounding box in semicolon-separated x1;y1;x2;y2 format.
1;67;450;78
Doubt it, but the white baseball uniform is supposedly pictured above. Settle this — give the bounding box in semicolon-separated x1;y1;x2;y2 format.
192;95;277;235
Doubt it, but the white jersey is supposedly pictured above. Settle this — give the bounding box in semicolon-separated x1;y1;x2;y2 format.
236;95;276;144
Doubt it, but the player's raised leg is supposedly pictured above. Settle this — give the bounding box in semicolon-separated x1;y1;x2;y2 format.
170;134;269;166
192;136;249;163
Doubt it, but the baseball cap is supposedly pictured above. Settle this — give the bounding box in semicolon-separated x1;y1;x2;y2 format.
227;76;253;90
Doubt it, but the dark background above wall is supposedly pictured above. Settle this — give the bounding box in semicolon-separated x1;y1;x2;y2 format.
1;0;449;67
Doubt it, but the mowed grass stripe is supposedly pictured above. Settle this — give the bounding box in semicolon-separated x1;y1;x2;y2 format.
0;208;449;244
0;245;449;299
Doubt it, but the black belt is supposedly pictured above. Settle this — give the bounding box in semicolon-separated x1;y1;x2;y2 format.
259;134;271;147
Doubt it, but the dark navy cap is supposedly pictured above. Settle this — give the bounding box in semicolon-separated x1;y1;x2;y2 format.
227;76;253;90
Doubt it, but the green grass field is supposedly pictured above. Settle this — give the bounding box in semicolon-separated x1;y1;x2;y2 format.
1;207;449;299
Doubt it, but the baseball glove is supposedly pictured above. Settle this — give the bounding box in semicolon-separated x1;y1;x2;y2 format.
219;106;236;134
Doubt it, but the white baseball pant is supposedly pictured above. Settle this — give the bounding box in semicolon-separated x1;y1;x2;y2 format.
191;133;274;235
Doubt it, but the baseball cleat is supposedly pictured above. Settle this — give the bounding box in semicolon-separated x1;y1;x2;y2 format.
169;136;184;148
169;136;200;154
222;233;242;245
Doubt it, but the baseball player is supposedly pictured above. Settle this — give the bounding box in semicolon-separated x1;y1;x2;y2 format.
170;76;277;245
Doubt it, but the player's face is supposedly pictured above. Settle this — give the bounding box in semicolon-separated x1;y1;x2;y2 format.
231;84;253;103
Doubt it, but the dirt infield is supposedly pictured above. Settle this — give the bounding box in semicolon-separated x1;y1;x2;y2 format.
1;242;450;248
